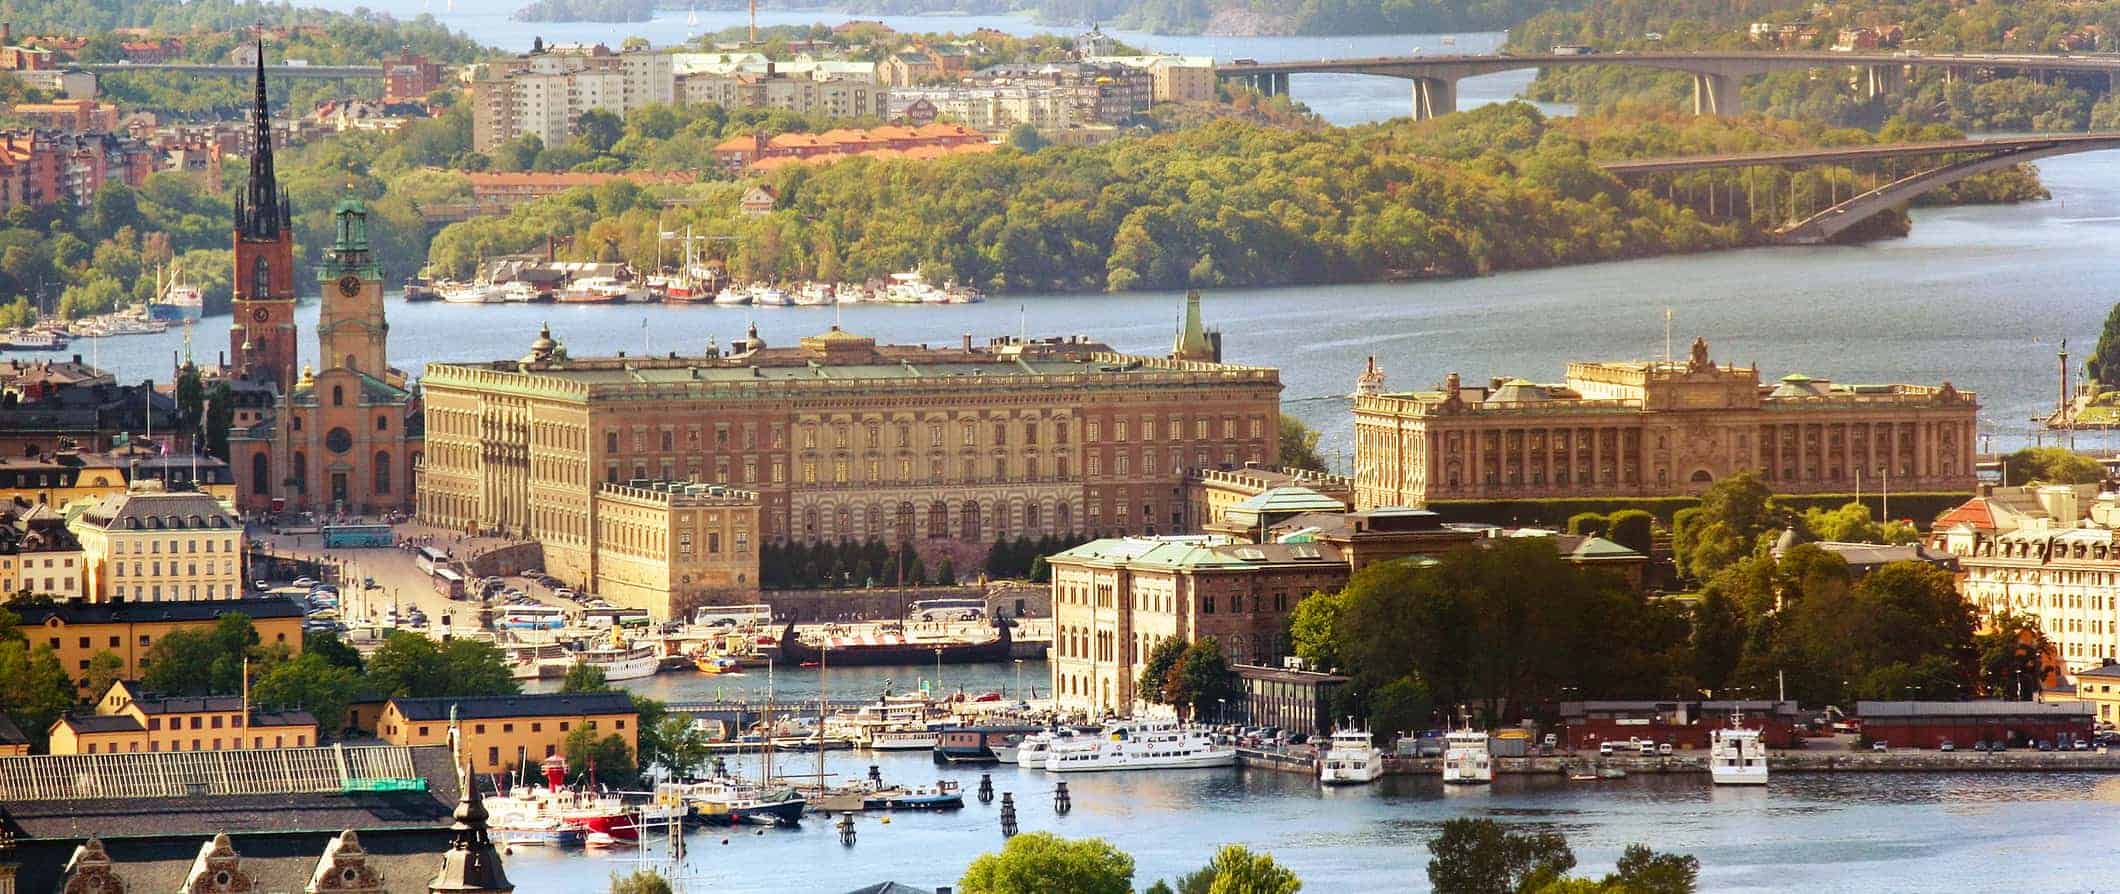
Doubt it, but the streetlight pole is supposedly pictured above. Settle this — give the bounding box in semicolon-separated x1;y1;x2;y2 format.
1014;659;1023;702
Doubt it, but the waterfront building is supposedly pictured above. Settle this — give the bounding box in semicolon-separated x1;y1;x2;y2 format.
1558;700;1801;751
416;294;1279;618
1235;664;1348;737
2062;661;2120;725
1935;484;2120;672
10;597;305;695
378;692;637;774
1184;465;1353;536
469;46;674;152
68;481;243;602
1352;337;1980;508
47;679;317;754
1856;699;2093;749
1084;55;1218;104
0;744;512;893
587;480;760;619
226;195;422;515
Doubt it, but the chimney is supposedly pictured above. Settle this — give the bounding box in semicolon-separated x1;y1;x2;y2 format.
961;333;972;351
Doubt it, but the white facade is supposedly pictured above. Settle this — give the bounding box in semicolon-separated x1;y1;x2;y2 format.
1938;485;2120;672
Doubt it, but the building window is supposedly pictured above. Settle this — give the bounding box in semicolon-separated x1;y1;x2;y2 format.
375;451;392;494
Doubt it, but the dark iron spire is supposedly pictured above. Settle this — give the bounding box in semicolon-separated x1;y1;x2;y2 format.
238;34;283;240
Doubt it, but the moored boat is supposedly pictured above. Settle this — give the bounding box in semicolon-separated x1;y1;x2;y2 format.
564;631;659;681
1710;710;1769;786
777;621;1012;668
402;275;438;302
1044;719;1235;773
1442;724;1493;785
934;725;1047;765
1318;725;1384;785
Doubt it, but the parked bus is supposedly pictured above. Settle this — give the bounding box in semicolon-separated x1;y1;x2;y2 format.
909;598;987;623
581;607;653;630
433;567;466;601
415;546;450;575
321;524;394;549
501;605;567;631
692;604;772;628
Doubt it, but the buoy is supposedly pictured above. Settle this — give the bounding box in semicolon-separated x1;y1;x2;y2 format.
880;816;891;824
838;812;857;846
721;838;730;845
756;829;765;836
978;773;994;804
1000;792;1018;837
1054;780;1071;815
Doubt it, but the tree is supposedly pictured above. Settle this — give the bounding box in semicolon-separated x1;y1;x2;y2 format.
1999;446;2103;486
368;631;518;698
0;640;73;750
1287;591;1343;671
2086;301;2120;386
1006;123;1048;153
1603;844;1699;894
1278;414;1327;472
1137;636;1187;706
959;833;1135;894
1604;510;1655;555
1426;818;1575;894
83;649;125;700
304;631;364;671
609;870;674;894
1167;637;1240;721
561;659;612;692
252;652;363;734
203;381;235;459
1689;591;1746;694
141;614;261;696
1564;512;1607;537
1976;610;2053;700
1163;844;1302;894
1673;472;1779;580
562;724;637;786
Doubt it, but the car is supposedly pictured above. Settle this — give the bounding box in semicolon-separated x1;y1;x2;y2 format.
2075;739;2092;751
1939;740;1956;752
254;579;269;591
1599;741;1619;756
2037;740;2055;752
292;577;317;588
1871;741;1889;752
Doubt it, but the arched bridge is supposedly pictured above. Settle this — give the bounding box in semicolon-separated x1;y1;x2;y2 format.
1597;133;2120;244
1217;51;2120;120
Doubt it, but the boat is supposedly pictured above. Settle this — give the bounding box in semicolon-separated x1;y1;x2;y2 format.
835;283;868;304
1568;770;1600;782
505;642;572;680
484;756;639;843
486;812;583;846
943;281;985;304
403;275;438;302
1318;725;1384;785
712;287;750;306
567;631;659;681
151;267;204;322
671;779;807;826
882;272;932;304
934;725;1046;765
750;284;792;307
440;281;502;304
1441;720;1492;785
694;654;739;674
1710;710;1769;786
1014;727;1093;768
559;276;642;304
1597;767;1628;779
794;282;832;306
870;726;943;751
497;280;539;303
862;780;962;811
776;621;1013;668
2;329;69;351
1044;718;1236;772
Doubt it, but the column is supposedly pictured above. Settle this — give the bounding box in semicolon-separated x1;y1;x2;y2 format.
1590;427;1602;491
1839;422;1853;488
1412;76;1457;121
1469;425;1483;496
1692;71;1739;116
1544;428;1557;492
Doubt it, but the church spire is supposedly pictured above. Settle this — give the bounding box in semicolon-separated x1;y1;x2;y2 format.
238;33;285;240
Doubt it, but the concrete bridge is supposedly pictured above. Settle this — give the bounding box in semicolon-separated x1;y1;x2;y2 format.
1596;133;2120;244
1217;50;2120;120
80;62;384;80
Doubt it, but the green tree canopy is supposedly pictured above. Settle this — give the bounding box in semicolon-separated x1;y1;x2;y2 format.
1977;610;2055;700
1427;818;1576;894
1287;590;1343;672
959;833;1135;894
1163;844;1302;894
1137;636;1187;707
0;640;74;750
561;660;612;693
366;632;519;699
252;652;363;734
141;614;264;696
2000;446;2103;486
1672;472;1781;580
1167;637;1240;722
1278;414;1327;472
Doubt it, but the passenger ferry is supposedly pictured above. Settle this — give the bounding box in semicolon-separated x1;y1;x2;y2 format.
1014;727;1089;768
1044;719;1235;773
1318;725;1384;785
559;276;643;304
1441;724;1493;785
1710;711;1769;785
571;632;659;681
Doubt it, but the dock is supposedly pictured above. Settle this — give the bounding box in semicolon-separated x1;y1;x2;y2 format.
1238;748;2120;776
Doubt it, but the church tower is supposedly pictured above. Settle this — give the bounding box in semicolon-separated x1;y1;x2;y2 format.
316;197;388;377
230;37;298;393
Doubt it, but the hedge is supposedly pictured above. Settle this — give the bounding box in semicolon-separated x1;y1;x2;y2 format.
1424;491;1971;530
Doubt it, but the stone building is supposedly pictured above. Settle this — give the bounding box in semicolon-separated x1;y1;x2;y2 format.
584;480;760;619
68;482;244;602
12;597;305;696
1184;465;1353;536
415;294;1278;614
378;692;637;774
1935;484;2120;673
1352;337;1980;508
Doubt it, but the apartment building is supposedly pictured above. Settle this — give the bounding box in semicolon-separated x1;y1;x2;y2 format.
470;45;674;152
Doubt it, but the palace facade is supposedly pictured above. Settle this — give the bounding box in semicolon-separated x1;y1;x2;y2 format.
1352;337;1979;508
415;294;1278;617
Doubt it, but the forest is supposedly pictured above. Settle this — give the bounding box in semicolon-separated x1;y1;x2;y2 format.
418;101;2044;295
1509;0;2120;132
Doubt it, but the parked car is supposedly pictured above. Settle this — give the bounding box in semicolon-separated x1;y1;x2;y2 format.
292;577;316;588
1871;741;1889;752
1939;740;1956;752
1656;742;1674;756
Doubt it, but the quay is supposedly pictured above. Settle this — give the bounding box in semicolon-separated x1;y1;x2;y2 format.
1238;748;2120;776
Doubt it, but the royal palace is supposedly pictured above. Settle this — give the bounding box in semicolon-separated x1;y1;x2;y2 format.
415;293;1280;617
1351;337;1979;508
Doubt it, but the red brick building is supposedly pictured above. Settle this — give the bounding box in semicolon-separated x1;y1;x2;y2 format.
382;50;443;103
1559;700;1802;751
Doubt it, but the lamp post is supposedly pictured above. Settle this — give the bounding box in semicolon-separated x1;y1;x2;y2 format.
1014;659;1024;702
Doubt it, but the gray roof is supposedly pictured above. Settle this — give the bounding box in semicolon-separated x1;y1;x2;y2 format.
58;714;144;734
388;691;635;722
1857;700;2092;718
7;827;457;894
0;714;24;745
14;597;305;626
73;487;238;532
2077;664;2120;679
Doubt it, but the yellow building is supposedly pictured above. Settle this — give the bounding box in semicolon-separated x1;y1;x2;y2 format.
69;481;246;601
13;598;306;696
0;449;237;513
1352;337;1980;508
1;507;85;598
590;480;760;618
378;691;638;774
47;680;318;755
2061;663;2120;727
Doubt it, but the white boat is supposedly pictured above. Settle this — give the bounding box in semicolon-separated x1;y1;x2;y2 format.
1318;725;1384;785
564;632;658;682
151;269;204;322
835;283;868;304
440;282;501;304
1710;711;1769;786
713;287;750;305
1441;727;1492;785
1015;728;1088;768
559;276;644;304
794;282;832;306
943;281;985;304
497;280;538;303
1045;718;1235;773
869;727;941;751
750;285;792;307
882;272;935;304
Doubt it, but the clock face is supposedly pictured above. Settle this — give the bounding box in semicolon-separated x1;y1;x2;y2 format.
337;274;363;298
251;307;270;323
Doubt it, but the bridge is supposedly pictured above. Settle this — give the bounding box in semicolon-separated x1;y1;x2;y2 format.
1594;133;2120;244
80;62;384;80
1217;50;2120;120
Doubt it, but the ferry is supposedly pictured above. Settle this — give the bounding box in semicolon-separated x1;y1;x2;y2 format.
440;281;502;304
1044;719;1236;773
570;632;659;681
1441;725;1493;785
151;272;204;322
402;275;438;302
869;726;942;751
1318;725;1384;785
559;276;643;304
882;272;934;304
1710;711;1769;785
1014;727;1091;768
2;328;69;351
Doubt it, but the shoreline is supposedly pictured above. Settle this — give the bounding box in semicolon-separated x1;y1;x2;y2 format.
1241;748;2120;776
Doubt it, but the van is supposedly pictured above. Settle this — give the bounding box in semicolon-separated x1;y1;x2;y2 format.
1599;740;1618;756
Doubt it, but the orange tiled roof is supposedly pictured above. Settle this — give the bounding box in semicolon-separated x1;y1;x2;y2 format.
713;136;757;153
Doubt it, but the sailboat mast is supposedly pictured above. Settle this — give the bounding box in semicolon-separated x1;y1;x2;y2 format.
816;642;827;789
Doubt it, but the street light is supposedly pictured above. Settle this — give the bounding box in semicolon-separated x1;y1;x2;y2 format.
1014;659;1024;702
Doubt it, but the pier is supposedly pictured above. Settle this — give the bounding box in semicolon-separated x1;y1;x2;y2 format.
1238;747;2120;775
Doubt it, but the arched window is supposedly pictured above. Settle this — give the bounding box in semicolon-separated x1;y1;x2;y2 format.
960;500;981;540
344;354;357;371
377;415;388;432
251;257;270;298
374;450;391;494
332;385;344;407
1056;501;1071;533
803;507;819;537
895;502;915;540
251;453;269;495
1025;502;1041;533
927;501;948;539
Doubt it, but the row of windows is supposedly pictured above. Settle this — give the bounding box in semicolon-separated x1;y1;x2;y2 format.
109;582;241;600
79;733;308;753
116;537;231;555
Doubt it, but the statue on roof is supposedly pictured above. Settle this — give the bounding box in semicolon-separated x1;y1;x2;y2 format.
1688;336;1711;373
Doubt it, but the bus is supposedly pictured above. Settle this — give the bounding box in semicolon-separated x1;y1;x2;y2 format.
581;607;653;630
321;524;394;549
500;605;567;631
415;546;450;575
692;604;773;628
909;598;987;623
432;567;466;601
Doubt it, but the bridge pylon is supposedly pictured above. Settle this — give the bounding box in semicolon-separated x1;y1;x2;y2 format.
1692;72;1740;116
1412;77;1458;121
